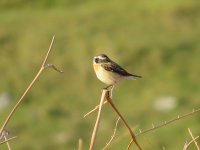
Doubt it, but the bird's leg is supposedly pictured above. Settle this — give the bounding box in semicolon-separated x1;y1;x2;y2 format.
104;85;114;98
104;84;113;90
110;85;115;99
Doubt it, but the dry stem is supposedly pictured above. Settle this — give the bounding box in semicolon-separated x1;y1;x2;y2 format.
0;36;63;135
3;135;11;150
108;108;200;149
0;136;17;145
187;128;200;150
0;130;15;149
89;89;108;150
103;117;120;150
84;101;108;118
105;91;142;150
78;138;83;150
84;85;114;118
136;108;200;137
183;136;199;150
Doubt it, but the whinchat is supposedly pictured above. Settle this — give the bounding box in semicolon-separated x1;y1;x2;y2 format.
93;54;142;89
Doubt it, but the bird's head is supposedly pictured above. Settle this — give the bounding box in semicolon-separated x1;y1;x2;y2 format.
93;54;110;64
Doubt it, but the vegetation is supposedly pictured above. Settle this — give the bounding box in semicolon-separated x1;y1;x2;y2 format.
0;0;200;149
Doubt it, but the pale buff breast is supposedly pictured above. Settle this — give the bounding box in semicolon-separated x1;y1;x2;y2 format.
93;64;122;85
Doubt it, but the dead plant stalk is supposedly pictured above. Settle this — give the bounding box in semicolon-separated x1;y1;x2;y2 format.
105;91;142;150
89;89;107;150
0;36;63;135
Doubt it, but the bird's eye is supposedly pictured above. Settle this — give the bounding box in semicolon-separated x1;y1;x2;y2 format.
95;58;99;63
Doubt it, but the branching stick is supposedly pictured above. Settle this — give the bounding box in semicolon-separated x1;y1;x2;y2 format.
0;36;63;135
136;108;200;137
105;91;142;150
89;89;108;150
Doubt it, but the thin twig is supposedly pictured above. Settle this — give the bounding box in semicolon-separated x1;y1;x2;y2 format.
0;130;8;141
0;36;63;135
44;64;64;73
0;130;13;149
78;138;83;150
188;128;200;150
0;137;17;145
105;91;142;150
3;135;11;150
84;101;108;118
84;86;115;118
103;117;120;150
108;108;200;149
183;136;199;150
89;89;108;150
136;108;200;137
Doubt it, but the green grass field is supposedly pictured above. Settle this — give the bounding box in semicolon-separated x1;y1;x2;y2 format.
0;0;200;149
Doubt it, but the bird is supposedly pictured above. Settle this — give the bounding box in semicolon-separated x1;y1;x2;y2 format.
93;54;142;89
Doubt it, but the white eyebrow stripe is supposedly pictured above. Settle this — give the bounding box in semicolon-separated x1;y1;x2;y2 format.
98;56;106;59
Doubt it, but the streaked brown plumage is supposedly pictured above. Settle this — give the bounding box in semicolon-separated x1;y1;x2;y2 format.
93;54;141;88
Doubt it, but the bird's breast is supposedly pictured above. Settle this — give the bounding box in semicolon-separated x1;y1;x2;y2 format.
93;63;121;85
93;64;101;72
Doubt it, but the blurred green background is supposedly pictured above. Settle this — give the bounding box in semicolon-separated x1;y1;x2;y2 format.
0;0;200;149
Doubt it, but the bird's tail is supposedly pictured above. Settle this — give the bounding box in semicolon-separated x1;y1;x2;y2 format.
127;74;142;80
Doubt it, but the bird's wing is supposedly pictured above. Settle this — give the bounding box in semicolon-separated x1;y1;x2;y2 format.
101;62;131;76
102;61;142;78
